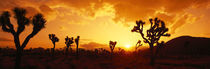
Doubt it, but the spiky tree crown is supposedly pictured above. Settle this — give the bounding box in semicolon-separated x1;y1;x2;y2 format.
109;41;117;51
75;36;80;43
49;34;59;43
65;36;74;47
131;18;170;44
0;7;46;49
136;40;142;49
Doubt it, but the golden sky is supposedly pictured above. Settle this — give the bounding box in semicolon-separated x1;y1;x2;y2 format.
0;0;210;50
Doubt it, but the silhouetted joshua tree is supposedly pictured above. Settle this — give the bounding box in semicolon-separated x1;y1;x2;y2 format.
0;7;46;69
109;41;117;58
155;41;165;57
75;36;80;58
49;34;59;56
135;40;142;51
131;17;170;65
65;36;74;55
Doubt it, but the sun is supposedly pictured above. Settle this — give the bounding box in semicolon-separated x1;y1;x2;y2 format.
125;44;131;49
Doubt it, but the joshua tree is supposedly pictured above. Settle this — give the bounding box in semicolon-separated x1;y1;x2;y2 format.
131;17;170;65
65;36;74;55
49;34;59;56
109;41;117;57
0;7;46;69
75;36;80;58
155;41;165;57
135;40;142;51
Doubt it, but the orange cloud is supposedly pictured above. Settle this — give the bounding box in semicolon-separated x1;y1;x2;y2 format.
0;37;12;42
80;42;108;50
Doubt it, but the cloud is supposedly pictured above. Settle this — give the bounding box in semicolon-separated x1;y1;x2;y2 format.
0;0;19;11
25;7;39;17
80;39;92;43
0;37;12;42
103;0;210;33
39;5;53;14
80;42;108;50
170;14;189;34
1;0;208;26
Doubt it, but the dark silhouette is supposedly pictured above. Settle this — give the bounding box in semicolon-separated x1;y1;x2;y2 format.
0;7;46;69
184;41;190;55
135;40;142;51
65;36;74;55
184;41;190;48
49;34;59;56
1;36;210;69
117;47;125;56
109;41;117;58
75;36;80;58
162;36;210;56
131;17;170;65
155;41;165;57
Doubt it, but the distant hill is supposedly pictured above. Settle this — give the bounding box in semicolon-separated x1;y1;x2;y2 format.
158;36;210;56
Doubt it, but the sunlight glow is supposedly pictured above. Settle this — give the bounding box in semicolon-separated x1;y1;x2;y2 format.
125;44;131;49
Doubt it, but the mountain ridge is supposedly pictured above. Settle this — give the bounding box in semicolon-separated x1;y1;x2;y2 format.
158;35;210;56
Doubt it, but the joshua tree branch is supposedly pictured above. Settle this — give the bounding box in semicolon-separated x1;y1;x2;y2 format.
13;34;21;48
1;23;15;34
21;30;38;49
2;25;12;32
139;29;150;43
16;26;25;35
20;33;33;49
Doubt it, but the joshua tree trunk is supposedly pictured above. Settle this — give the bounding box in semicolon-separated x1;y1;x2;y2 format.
70;46;72;55
149;44;155;65
76;43;79;58
15;48;22;69
13;35;22;69
52;43;55;56
66;46;69;55
111;50;113;59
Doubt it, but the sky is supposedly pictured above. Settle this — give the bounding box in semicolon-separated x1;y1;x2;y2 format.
0;0;210;50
